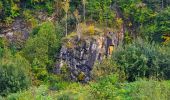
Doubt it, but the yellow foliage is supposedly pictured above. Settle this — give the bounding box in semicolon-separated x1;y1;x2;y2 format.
62;0;70;13
5;17;14;24
23;9;32;20
66;41;74;49
163;36;170;45
87;25;95;35
108;45;114;55
79;23;95;36
128;22;132;26
78;72;85;81
116;18;123;28
0;1;2;10
64;32;77;40
12;4;19;11
28;18;38;28
73;9;80;20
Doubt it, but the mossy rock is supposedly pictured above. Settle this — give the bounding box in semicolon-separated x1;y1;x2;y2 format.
78;72;85;81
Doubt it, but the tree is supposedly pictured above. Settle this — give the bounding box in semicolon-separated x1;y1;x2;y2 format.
22;22;63;80
0;0;20;23
73;9;81;39
82;0;86;21
0;50;31;96
62;0;70;36
113;39;170;81
140;7;170;42
87;0;114;25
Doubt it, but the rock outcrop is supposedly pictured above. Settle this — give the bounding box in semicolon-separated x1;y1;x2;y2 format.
0;19;30;39
56;30;118;82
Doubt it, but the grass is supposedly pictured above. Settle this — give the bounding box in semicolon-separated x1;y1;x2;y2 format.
3;75;170;100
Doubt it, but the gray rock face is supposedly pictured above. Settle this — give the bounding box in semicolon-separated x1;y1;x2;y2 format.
56;32;118;82
0;19;30;39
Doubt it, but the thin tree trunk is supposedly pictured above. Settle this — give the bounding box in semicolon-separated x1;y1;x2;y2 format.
84;3;86;21
66;13;68;36
162;0;164;9
77;23;81;40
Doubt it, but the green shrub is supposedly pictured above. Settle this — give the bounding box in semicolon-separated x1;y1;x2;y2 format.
127;80;170;100
92;59;118;80
0;38;4;58
0;53;31;96
90;74;170;100
90;74;130;99
6;83;89;100
7;85;53;100
47;74;71;91
55;83;91;100
21;22;63;81
113;39;170;81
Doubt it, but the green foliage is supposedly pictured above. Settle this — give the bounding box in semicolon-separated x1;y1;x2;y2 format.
21;22;63;81
0;0;20;23
47;74;71;91
127;80;170;100
90;76;170;100
87;0;115;25
0;38;4;58
5;82;90;100
140;7;170;42
3;76;170;100
112;0;170;43
113;39;170;81
155;7;170;36
27;0;55;13
92;59;117;80
143;0;170;10
90;74;120;99
113;0;156;37
89;74;132;99
1;1;170;99
7;85;53;100
0;0;55;23
0;52;31;96
124;31;133;44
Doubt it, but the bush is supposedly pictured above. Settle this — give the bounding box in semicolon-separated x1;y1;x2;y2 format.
92;59;117;80
90;74;130;99
113;39;170;81
0;53;31;96
127;80;170;100
47;74;71;91
21;22;63;81
90;74;118;99
7;85;53;100
0;38;4;58
55;83;91;100
90;75;170;99
6;83;90;100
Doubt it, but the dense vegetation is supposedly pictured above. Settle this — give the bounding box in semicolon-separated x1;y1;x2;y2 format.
0;0;170;99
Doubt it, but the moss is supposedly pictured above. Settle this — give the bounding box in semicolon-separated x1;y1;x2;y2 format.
163;36;170;46
87;25;95;35
78;72;85;81
65;41;74;49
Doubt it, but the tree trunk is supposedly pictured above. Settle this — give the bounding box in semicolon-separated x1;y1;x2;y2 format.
66;13;68;36
162;0;164;9
84;3;86;21
77;23;81;40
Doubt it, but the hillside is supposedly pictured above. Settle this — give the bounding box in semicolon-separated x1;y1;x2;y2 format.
0;0;170;99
